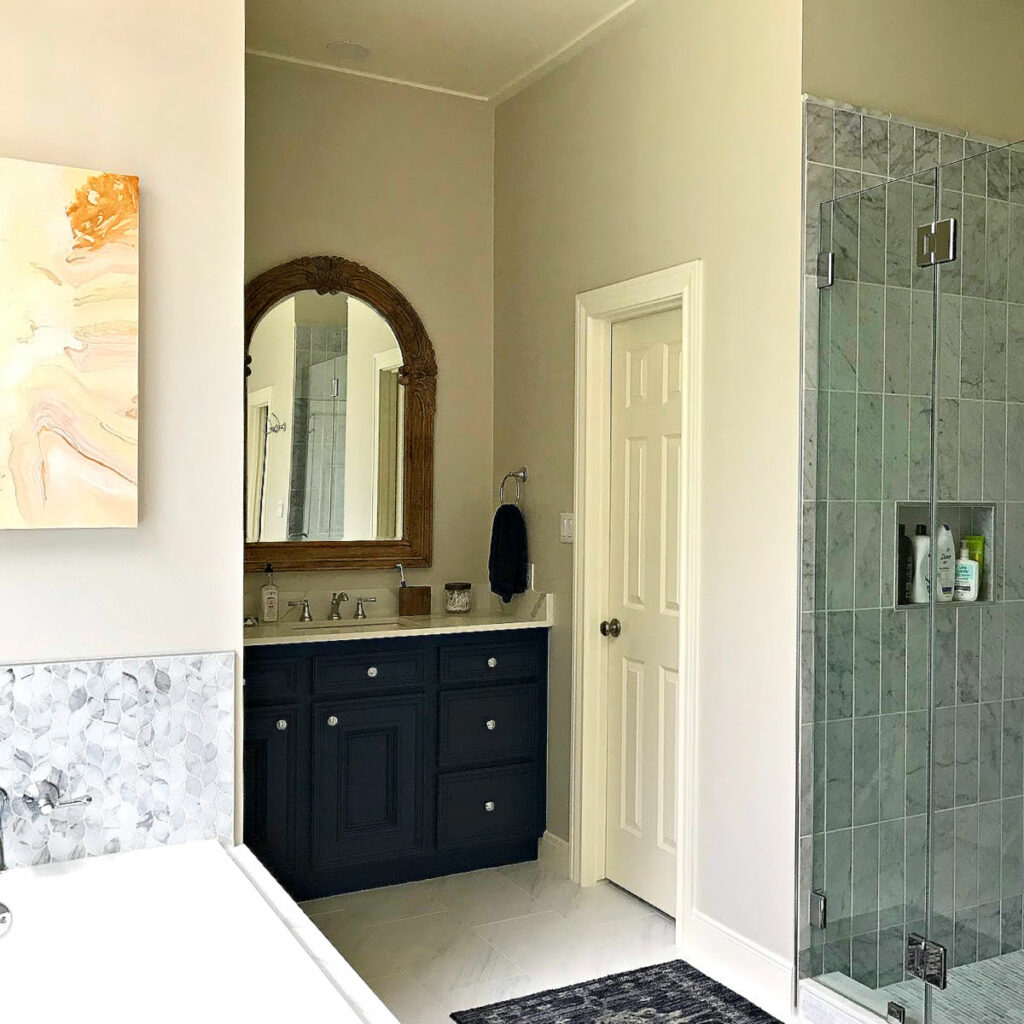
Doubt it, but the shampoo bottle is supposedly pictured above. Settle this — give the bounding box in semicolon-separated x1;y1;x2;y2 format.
898;524;913;604
260;564;279;623
911;525;930;604
955;544;980;602
936;525;955;602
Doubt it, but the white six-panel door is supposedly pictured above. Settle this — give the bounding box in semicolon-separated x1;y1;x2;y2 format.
604;307;682;916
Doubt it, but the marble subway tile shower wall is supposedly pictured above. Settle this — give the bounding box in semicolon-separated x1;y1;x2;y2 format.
799;98;1024;987
0;652;234;866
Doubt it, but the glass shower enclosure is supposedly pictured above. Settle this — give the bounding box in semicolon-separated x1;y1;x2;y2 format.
799;142;1024;1023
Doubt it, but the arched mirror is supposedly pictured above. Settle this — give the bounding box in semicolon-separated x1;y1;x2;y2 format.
244;255;435;570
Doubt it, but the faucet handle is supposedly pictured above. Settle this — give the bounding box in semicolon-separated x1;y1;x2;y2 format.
288;598;313;622
24;780;92;816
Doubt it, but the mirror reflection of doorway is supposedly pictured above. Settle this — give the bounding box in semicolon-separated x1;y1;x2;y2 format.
246;389;272;541
372;360;404;540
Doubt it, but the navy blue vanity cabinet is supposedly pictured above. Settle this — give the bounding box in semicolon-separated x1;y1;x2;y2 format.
242;703;301;884
243;627;547;901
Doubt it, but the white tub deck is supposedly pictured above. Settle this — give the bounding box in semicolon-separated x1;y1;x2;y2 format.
0;840;397;1023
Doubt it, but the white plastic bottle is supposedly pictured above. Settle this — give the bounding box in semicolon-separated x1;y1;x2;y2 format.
954;544;980;602
936;525;955;602
260;564;279;622
910;525;930;604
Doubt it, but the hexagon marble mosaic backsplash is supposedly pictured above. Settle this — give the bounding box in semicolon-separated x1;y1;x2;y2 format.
0;652;234;868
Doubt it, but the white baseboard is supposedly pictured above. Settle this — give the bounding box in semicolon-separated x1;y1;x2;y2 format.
683;910;797;1024
538;830;570;876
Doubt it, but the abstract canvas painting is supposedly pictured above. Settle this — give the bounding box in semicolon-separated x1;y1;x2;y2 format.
0;156;139;529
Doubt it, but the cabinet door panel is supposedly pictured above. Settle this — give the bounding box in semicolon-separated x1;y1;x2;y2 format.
243;705;299;877
313;695;424;867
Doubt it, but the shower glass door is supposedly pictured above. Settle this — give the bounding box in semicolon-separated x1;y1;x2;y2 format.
804;169;935;1023
802;140;1024;1024
926;142;1024;1024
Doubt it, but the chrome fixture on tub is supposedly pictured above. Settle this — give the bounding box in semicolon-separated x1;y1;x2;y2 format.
354;596;377;619
329;592;350;620
23;780;93;817
0;787;9;872
288;598;313;622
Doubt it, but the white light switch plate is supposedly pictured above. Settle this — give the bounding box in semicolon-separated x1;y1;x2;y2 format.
559;513;574;544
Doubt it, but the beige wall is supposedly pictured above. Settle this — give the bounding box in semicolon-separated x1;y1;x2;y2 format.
245;55;494;601
804;0;1024;141
494;0;803;977
0;1;244;665
248;297;295;541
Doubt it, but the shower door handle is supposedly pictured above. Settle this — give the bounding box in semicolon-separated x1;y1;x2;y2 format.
600;618;621;638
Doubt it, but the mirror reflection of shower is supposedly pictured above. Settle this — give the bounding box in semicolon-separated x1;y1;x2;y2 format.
245;291;405;544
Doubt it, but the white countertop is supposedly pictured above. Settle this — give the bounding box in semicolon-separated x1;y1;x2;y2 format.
244;592;553;647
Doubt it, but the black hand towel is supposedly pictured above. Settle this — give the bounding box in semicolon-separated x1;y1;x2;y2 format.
489;503;529;604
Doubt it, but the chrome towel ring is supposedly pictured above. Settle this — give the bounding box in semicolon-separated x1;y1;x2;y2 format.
498;467;528;506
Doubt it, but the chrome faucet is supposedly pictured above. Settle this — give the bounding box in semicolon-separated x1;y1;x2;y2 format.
0;787;8;872
329;592;350;620
354;596;377;619
288;598;313;622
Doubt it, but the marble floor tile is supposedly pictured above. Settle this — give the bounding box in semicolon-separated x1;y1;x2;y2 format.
309;908;401;979
369;909;524;996
306;861;671;1024
431;867;547;926
317;878;446;926
498;863;655;928
367;971;449;1024
475;909;623;988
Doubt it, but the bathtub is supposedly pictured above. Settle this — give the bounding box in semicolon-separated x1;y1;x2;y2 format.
0;840;397;1023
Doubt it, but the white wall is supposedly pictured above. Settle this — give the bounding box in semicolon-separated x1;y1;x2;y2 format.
804;0;1024;141
248;297;295;542
0;1;244;665
245;55;494;603
494;0;803;1008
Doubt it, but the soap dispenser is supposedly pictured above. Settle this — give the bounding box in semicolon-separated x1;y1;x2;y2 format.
260;564;280;623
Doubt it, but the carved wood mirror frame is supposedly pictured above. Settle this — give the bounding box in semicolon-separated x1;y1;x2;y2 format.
244;255;436;571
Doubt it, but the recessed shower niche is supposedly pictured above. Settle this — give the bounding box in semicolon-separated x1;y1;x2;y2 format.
894;502;997;607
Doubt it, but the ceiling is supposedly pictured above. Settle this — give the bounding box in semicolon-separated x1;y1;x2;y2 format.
245;0;646;102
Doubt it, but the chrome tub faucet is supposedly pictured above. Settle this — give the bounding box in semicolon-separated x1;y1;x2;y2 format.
0;787;8;872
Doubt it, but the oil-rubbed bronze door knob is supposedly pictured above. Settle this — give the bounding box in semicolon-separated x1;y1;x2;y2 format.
599;618;622;638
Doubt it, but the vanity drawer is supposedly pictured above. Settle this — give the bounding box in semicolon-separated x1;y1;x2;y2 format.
439;684;538;767
314;650;427;692
244;656;300;702
437;764;537;849
440;640;539;684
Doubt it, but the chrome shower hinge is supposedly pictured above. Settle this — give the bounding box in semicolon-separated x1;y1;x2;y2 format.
809;889;827;931
887;1001;907;1023
906;933;947;989
816;251;835;289
916;218;957;268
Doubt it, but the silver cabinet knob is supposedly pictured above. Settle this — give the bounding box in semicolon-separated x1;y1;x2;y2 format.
327;715;338;727
484;801;495;813
485;719;497;731
367;666;378;678
276;719;288;731
487;657;498;668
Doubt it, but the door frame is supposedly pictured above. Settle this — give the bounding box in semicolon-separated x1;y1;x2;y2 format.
570;262;702;946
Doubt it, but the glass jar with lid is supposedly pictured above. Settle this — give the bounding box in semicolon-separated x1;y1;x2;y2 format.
444;582;472;614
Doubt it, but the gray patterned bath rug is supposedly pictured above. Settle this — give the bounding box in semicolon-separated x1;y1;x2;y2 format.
450;960;780;1024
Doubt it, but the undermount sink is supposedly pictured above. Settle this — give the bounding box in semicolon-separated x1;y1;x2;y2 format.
288;619;404;633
